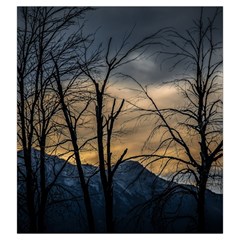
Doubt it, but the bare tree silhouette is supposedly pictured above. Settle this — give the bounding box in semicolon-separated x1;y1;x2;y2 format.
77;28;167;232
17;7;91;232
51;57;97;232
130;8;223;232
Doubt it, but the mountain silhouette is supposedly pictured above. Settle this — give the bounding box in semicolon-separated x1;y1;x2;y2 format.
17;149;223;233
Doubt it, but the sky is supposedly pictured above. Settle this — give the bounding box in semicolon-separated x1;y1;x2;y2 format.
15;6;220;196
16;6;223;181
84;7;222;48
17;6;222;88
82;7;223;84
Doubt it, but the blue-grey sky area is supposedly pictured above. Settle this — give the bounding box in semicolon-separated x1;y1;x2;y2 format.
17;7;222;85
83;7;223;84
85;7;222;42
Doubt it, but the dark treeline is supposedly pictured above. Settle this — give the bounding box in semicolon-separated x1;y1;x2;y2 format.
17;7;223;233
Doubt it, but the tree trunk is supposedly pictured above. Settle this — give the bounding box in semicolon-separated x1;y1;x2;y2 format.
105;186;114;233
38;141;47;232
23;149;37;232
63;114;96;233
197;168;209;233
38;193;47;232
95;91;114;232
19;71;37;232
55;76;95;232
74;150;95;233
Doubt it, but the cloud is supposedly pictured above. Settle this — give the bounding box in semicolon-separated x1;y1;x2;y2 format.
84;7;222;85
